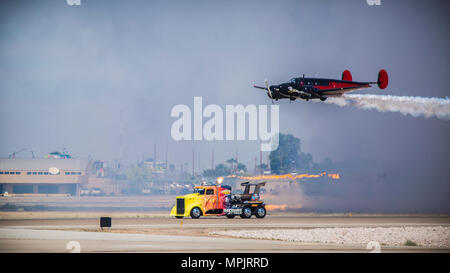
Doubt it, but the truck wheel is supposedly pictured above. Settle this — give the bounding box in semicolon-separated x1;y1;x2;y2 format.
255;206;266;218
226;214;235;219
240;207;252;219
175;216;184;219
190;207;202;219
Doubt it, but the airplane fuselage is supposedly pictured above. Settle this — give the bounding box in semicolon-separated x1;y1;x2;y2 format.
269;77;372;101
254;69;388;102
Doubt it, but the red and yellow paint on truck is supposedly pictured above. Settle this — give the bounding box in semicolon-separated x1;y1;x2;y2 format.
170;182;267;219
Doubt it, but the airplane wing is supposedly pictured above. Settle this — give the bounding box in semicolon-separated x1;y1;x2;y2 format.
278;92;294;98
317;83;373;96
317;88;347;96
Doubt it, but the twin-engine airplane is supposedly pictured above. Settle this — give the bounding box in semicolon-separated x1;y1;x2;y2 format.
254;69;388;102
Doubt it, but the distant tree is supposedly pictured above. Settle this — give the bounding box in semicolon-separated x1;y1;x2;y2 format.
202;163;231;177
297;152;313;172
202;169;216;177
269;134;301;174
311;157;333;172
226;158;237;164
267;133;341;175
215;163;231;176
237;163;247;172
257;163;268;171
256;163;269;174
126;165;153;193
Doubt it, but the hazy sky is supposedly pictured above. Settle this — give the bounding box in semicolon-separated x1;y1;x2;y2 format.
1;0;449;211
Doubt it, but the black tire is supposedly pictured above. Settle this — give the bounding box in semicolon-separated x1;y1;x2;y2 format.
175;216;184;219
255;206;266;218
190;207;202;219
226;214;235;219
240;206;252;219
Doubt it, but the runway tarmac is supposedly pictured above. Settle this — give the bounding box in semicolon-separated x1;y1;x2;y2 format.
1;215;449;252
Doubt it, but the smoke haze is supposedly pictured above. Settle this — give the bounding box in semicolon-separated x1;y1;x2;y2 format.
0;0;449;212
324;94;450;120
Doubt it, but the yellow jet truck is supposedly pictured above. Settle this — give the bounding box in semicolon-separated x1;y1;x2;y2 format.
170;182;267;219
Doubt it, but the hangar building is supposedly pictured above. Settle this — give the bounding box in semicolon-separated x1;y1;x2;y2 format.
0;158;91;196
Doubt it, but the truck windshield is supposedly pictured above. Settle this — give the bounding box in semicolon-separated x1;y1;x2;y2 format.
193;188;205;195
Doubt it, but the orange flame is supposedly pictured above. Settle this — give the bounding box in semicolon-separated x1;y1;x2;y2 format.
327;173;340;179
266;204;288;211
224;171;340;181
265;204;303;211
217;176;224;184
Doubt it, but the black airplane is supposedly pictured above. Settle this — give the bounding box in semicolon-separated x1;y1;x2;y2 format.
254;69;388;102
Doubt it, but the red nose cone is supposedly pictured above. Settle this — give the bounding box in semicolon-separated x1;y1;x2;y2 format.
378;69;389;89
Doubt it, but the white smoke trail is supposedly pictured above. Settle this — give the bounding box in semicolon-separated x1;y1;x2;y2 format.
324;94;450;120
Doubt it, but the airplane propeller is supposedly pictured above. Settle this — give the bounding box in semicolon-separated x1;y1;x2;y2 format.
265;79;274;104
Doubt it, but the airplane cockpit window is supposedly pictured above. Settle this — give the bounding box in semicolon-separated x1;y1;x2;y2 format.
289;78;296;83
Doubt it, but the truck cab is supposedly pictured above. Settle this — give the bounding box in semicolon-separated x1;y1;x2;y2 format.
170;182;267;219
170;185;231;219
